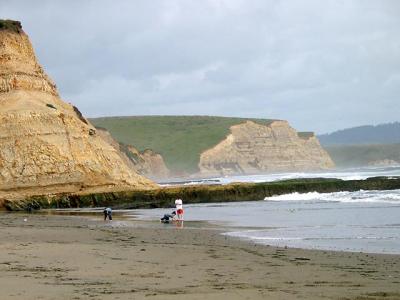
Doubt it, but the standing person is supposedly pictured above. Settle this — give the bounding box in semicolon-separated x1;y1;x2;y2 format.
175;199;184;220
103;207;112;221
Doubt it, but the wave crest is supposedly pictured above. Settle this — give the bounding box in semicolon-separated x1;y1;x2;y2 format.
264;190;400;203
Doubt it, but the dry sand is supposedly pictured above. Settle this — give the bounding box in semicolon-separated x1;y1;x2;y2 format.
0;212;399;300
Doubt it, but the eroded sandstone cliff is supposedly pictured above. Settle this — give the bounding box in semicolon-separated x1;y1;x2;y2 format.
199;120;334;176
126;147;170;180
96;127;170;180
0;20;156;200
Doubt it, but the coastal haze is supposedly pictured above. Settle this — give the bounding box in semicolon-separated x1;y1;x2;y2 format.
1;1;400;300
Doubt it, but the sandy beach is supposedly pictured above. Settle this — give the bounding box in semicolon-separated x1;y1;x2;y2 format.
0;212;399;300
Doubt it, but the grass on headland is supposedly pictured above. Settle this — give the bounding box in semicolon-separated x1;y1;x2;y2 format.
90;116;276;174
0;20;23;33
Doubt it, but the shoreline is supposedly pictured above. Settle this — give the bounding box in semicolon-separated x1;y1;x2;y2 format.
21;206;399;256
124;206;400;256
1;212;400;299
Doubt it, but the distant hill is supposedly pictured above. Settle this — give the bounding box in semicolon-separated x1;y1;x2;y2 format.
325;144;400;167
90;116;276;173
319;122;400;146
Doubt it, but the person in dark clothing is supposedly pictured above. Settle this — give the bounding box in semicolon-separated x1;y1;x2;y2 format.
160;211;176;223
103;207;112;220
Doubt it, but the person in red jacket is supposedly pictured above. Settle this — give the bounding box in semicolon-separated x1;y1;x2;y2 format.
175;199;184;220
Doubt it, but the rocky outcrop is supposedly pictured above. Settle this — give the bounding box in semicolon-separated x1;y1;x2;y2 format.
96;127;170;179
125;146;170;180
6;177;400;211
199;120;334;176
0;20;156;201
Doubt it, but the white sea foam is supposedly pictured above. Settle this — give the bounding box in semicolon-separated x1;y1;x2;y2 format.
159;166;400;186
132;188;400;254
216;167;400;184
264;189;400;204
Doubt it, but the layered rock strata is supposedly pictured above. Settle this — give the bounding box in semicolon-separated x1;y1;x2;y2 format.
199;120;334;176
96;128;170;180
0;20;156;200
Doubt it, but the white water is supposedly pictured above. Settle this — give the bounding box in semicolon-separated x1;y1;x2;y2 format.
134;188;400;254
264;189;400;204
140;167;400;254
160;166;400;186
215;166;400;184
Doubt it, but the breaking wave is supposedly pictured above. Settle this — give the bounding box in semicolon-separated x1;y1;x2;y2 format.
159;166;400;186
264;190;400;204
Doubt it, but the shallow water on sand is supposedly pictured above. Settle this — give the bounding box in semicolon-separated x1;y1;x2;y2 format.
133;189;400;254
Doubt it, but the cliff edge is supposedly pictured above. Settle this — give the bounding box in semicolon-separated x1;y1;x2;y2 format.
199;120;334;176
0;20;156;201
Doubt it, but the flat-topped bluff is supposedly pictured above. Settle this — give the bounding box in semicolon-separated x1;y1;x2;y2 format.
199;120;335;176
0;20;156;202
90;116;334;175
90;115;278;174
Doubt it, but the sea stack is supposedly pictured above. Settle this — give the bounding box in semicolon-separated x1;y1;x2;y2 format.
0;20;156;201
199;120;335;176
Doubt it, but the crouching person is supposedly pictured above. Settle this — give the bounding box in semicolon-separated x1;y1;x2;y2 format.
103;207;112;221
160;211;176;223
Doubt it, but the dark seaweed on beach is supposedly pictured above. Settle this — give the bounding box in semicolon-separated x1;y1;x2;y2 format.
5;176;400;211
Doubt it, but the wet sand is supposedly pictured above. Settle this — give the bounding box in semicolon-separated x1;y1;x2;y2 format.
0;213;399;300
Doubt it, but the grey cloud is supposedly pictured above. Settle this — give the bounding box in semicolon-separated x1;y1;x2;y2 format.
1;0;399;133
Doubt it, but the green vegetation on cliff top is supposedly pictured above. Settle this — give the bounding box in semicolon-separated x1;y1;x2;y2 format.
90;116;276;173
0;20;22;33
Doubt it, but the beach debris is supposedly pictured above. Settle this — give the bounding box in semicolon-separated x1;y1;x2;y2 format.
294;257;311;261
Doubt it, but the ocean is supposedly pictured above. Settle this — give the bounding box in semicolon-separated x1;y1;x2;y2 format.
137;166;400;254
161;165;400;186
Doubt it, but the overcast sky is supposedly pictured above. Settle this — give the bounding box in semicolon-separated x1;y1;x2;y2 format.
1;0;399;133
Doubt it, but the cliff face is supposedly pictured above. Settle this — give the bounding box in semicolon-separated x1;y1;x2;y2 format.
0;22;57;96
0;21;156;200
199;120;334;176
95;127;138;171
97;128;170;180
126;147;170;180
